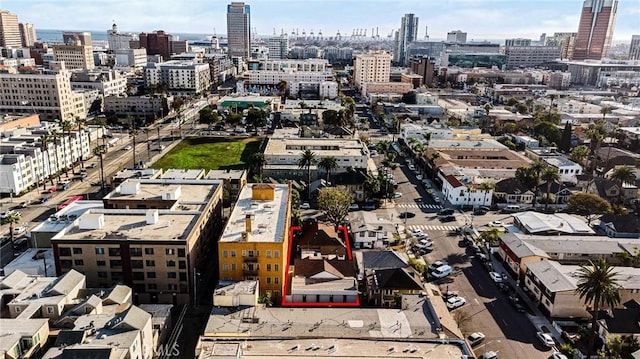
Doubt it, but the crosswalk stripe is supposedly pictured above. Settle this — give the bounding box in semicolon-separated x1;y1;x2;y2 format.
408;225;458;231
397;203;443;209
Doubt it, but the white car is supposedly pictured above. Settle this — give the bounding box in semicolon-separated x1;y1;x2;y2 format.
300;202;311;209
480;351;498;359
467;332;485;346
415;239;433;249
536;332;555;347
446;296;466;310
393;192;402;198
487;220;503;227
428;260;448;272
551;352;568;359
13;225;26;235
123;145;132;151
408;164;416;171
416;174;423;180
410;229;424;238
489;272;503;283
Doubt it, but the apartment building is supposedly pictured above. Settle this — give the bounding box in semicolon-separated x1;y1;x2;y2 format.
243;59;336;98
205;169;247;201
19;22;36;47
267;36;288;59
353;51;391;88
143;60;211;96
262;134;370;182
114;48;148;68
0;67;84;121
103;94;169;118
53;44;95;70
0;126;92;194
70;68;127;97
51;179;224;304
218;183;292;301
0;9;20;48
504;46;561;69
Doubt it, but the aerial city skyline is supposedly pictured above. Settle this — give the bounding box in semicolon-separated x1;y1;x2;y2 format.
3;0;640;42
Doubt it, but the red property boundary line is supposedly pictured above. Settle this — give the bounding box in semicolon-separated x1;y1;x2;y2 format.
281;225;360;307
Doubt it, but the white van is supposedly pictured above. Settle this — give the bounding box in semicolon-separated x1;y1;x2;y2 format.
431;265;453;278
502;205;521;213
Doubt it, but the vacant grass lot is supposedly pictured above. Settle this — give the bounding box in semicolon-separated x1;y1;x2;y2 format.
152;137;262;171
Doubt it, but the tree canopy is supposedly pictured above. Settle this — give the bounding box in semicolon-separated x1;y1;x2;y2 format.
318;186;353;227
567;193;612;224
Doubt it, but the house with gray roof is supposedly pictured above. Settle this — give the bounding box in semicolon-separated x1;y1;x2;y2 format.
524;260;640;318
348;211;397;249
599;213;640;239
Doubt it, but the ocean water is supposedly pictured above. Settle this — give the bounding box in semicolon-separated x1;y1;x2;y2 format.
36;29;213;44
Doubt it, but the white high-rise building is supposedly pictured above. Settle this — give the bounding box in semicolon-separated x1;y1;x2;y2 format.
107;22;137;51
226;2;251;58
143;60;211;95
0;9;21;48
394;13;418;65
268;36;289;59
353;51;391;88
629;35;640;60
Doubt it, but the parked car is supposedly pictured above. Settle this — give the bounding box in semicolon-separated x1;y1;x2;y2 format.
446;296;466;310
416;174;423;180
300;202;311;209
428;260;448;272
433;196;441;204
39;196;49;203
489;272;503;283
19;200;31;208
536;332;555;347
410;229;425;238
349;203;360;211
551;352;569;359
488;220;503;227
88;163;98;168
467;332;486;346
415;239;433;249
509;295;526;313
438;208;455;216
0;210;17;219
408;164;416;171
123;145;132;151
440;215;456;222
480;351;498;359
431;265;453;278
13;225;26;235
362;202;377;210
473;208;488;215
393;192;402;198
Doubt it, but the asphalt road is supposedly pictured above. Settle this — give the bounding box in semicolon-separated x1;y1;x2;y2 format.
372;150;553;359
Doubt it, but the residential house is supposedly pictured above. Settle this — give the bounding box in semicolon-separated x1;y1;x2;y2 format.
441;175;493;208
596;302;640;351
536;181;573;205
599;214;640;239
0;318;50;359
524;260;640;318
590;178;638;204
348;211;397;249
332;169;369;202
494;178;534;205
296;221;347;260
289;258;358;304
365;267;423;307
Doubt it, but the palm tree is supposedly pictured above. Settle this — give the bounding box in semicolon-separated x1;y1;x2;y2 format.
75;117;87;168
318;156;338;182
96;116;107;146
430;152;441;180
547;94;557;117
144;127;151;162
575;259;621;358
93;145;108;191
39;134;55;188
541;167;560;210
276;80;287;96
530;160;547;207
51;130;63;181
248;152;266;178
570;145;589;170
297;149;316;199
376;140;392;157
478;182;494;207
61;120;75;175
1;212;21;247
129;129;139;168
600;105;613;122
610;166;636;204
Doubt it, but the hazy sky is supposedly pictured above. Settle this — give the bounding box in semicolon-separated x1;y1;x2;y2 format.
4;0;640;41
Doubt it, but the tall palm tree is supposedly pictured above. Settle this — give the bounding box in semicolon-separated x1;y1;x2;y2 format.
318;156;338;182
610;166;636;204
297;150;316;199
1;212;21;247
530;160;547;207
575;259;621;358
248;152;266;178
541;167;560;210
600;105;613;122
93;145;108;191
39;134;55;188
51;130;63;181
61;120;75;174
570;145;589;170
96;116;107;146
129;129;139;168
430;152;441;180
144;127;151;162
547;94;557;117
75;117;87;168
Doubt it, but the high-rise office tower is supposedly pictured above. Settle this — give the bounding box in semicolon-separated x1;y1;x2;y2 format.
19;23;36;47
394;13;418;65
629;35;640;60
0;9;21;48
447;30;467;44
267;36;288;59
573;0;618;60
138;30;171;60
226;2;251;58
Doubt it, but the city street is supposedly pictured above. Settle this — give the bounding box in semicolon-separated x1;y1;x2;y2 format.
370;150;552;359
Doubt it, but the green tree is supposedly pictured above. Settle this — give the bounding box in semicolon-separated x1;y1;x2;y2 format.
534;121;562;145
559;122;572;153
376;140;392;156
515;160;546;207
341;97;356;124
480;227;501;246
1;212;21;246
503;123;517;134
318;156;338;182
587;120;607;157
570;145;589;170
198;107;218;126
575;259;621;359
506;97;519;106
246;107;267;132
541;167;560;210
610;166;635;204
248;152;266;177
61;119;75;174
297;149;316;199
567;193;612;225
322;109;342;127
478;182;494;207
93;145;108;191
318;186;353;227
75;117;87;169
51;130;63;182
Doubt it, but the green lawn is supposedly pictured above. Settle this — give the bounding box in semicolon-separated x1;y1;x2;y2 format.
152;137;262;171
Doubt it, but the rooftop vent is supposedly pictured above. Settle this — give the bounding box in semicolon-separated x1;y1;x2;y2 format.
121;181;140;195
146;209;159;225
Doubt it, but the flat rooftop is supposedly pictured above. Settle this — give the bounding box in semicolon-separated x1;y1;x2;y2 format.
220;184;289;243
52;209;200;242
103;179;220;208
264;137;366;157
32;200;104;233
